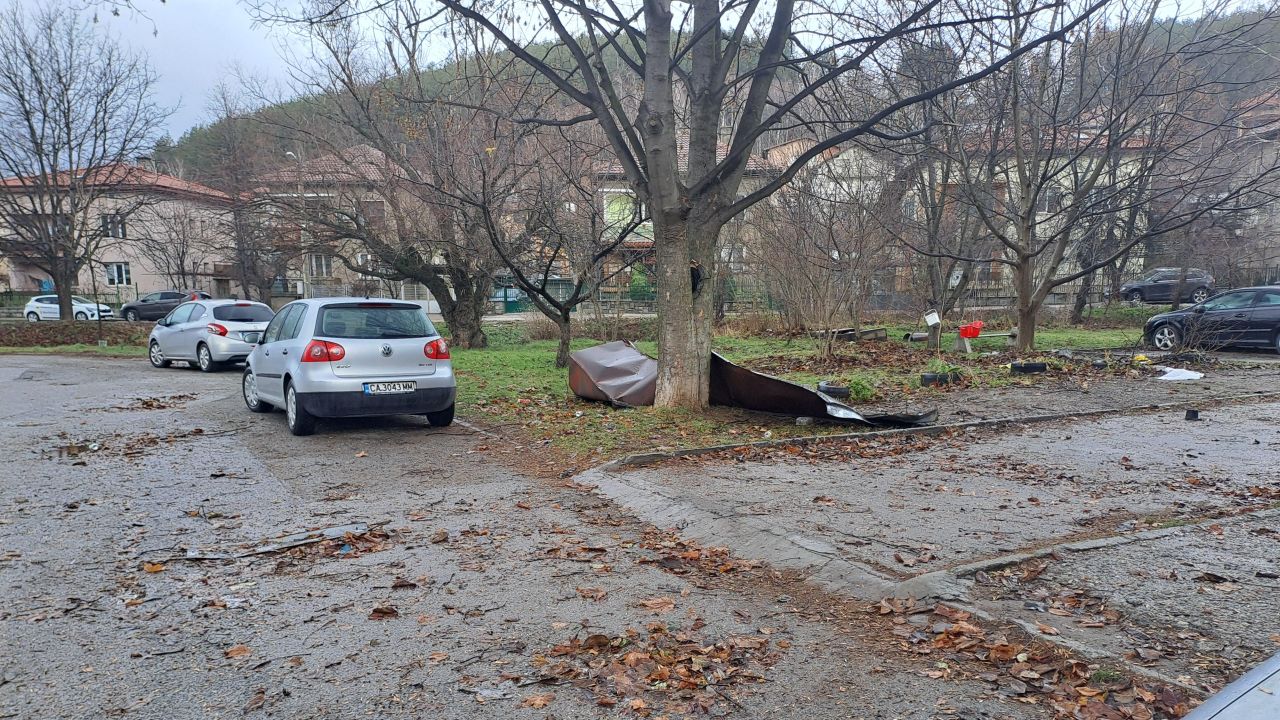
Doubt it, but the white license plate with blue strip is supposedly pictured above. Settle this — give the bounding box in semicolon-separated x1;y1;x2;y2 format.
364;381;416;395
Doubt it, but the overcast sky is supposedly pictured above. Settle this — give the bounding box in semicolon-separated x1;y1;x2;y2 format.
18;0;297;138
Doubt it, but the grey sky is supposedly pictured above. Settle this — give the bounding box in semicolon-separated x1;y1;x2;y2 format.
18;0;295;138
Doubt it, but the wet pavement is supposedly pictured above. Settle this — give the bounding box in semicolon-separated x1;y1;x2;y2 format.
0;355;1053;720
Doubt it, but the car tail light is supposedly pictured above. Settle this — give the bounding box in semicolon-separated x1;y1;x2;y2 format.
303;339;346;362
207;323;228;336
424;338;450;360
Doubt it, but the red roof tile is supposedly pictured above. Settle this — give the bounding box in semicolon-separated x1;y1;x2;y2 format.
0;163;232;203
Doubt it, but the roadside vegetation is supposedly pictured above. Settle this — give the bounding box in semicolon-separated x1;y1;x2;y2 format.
0;312;1155;466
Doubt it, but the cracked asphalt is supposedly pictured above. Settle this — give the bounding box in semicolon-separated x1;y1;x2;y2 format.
1;355;1050;720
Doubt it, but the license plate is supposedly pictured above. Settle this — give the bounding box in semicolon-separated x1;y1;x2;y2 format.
364;381;416;395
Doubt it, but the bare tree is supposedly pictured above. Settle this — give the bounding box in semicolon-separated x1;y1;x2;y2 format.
0;3;166;318
132;204;217;290
250;0;1108;409
919;0;1280;349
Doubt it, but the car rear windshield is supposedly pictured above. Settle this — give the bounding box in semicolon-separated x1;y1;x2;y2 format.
212;304;274;322
316;303;435;339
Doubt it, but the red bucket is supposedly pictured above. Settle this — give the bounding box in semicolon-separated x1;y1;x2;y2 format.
958;321;984;339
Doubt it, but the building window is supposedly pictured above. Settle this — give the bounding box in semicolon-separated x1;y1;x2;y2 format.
308;253;334;278
105;262;131;286
101;214;127;239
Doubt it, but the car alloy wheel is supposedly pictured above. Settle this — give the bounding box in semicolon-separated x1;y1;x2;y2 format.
124;309;139;321
197;344;216;372
1152;325;1180;351
1191;288;1209;304
26;312;38;322
74;311;88;320
148;340;169;368
1126;291;1143;305
285;383;316;436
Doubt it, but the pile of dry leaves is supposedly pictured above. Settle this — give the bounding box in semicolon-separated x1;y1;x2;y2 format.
878;597;1192;719
529;621;780;716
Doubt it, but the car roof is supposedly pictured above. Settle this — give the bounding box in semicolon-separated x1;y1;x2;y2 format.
293;297;420;306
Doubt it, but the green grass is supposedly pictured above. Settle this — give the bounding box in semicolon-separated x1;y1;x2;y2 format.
1090;668;1125;685
0;343;147;357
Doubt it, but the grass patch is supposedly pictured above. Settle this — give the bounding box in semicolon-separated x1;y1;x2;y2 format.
1090;668;1125;685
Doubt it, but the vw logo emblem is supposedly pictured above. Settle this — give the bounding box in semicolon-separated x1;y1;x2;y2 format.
380;343;393;357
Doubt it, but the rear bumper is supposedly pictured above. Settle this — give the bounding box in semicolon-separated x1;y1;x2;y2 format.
206;334;257;362
296;387;456;418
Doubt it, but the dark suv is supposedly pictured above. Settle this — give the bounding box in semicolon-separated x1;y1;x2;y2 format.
1119;268;1215;305
120;290;213;322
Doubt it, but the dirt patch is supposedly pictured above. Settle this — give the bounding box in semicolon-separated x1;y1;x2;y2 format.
0;320;151;347
44;427;209;462
94;393;198;412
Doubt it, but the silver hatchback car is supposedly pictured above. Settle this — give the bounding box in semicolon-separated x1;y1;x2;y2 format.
149;299;275;372
241;298;456;436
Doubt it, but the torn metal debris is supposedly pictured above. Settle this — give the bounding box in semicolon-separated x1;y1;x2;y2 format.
568;341;935;427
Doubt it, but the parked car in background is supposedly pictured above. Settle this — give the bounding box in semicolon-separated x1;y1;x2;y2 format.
121;290;212;322
24;295;114;321
1144;286;1280;352
1119;268;1215;305
148;299;275;372
241;298;456;436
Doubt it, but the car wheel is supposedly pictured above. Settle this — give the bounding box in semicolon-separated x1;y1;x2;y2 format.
25;312;38;322
426;403;455;428
74;311;88;321
1126;291;1144;305
1151;324;1181;351
285;382;316;436
1190;287;1210;304
124;309;139;322
1274;329;1280;355
148;340;171;368
242;369;273;413
197;343;219;373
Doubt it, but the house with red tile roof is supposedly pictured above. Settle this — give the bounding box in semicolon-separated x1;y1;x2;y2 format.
0;160;246;303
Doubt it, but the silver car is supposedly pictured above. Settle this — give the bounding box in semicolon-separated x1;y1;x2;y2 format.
240;298;456;436
148;300;275;372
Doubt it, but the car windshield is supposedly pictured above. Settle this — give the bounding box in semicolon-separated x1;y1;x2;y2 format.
212;304;274;322
317;304;435;339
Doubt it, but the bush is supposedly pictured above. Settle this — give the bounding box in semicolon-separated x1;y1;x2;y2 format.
0;320;151;347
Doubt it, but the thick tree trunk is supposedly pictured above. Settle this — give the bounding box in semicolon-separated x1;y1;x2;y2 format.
653;214;719;409
423;273;489;349
55;261;77;319
1013;260;1038;351
554;313;572;369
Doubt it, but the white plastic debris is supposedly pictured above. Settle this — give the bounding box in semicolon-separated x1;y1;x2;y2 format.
1155;367;1205;381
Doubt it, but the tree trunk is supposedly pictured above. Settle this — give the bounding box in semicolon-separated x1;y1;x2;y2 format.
1013;259;1038;351
424;274;489;349
55;260;77;319
554;313;572;369
1069;271;1095;324
653;214;718;409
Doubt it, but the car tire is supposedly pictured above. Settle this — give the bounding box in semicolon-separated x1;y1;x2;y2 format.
1126;291;1144;305
285;382;316;436
1150;324;1181;351
242;369;273;413
426;403;455;428
197;343;219;373
25;312;38;322
148;340;170;368
124;309;139;322
1274;329;1280;356
1190;287;1210;304
74;311;88;320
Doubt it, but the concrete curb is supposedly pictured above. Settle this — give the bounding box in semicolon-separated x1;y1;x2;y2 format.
612;390;1280;468
947;506;1280;578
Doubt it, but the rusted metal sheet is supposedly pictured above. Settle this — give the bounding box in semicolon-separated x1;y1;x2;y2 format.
568;341;935;426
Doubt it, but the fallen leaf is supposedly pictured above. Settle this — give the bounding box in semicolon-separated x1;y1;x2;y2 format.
369;605;399;620
224;645;252;659
391;577;418;590
430;530;449;543
515;501;532;510
354;450;368;458
244;688;266;712
637;596;675;613
1035;622;1060;636
428;651;449;664
141;562;165;573
576;586;607;601
520;693;555;708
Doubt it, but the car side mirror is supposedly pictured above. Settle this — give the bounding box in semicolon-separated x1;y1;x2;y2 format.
156;318;169;326
242;331;263;345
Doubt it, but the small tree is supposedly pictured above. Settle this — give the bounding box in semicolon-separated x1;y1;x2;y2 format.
0;4;166;316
